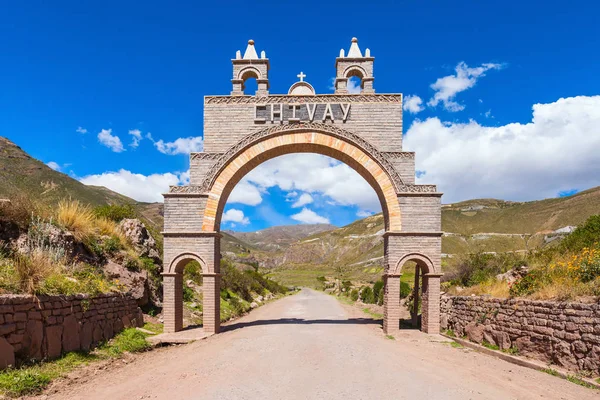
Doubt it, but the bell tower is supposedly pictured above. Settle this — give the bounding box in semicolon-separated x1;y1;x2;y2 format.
231;40;270;96
334;37;374;94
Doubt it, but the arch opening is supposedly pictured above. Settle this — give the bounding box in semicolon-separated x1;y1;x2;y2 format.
202;130;402;234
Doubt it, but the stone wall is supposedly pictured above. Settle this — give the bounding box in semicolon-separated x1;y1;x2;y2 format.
0;293;144;369
441;296;600;374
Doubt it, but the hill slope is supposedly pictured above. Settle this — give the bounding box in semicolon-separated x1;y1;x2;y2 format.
229;224;337;251
0;137;134;206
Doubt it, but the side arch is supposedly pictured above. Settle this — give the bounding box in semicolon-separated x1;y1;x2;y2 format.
393;252;437;275
343;65;367;79
238;66;261;81
167;252;207;274
200;128;402;233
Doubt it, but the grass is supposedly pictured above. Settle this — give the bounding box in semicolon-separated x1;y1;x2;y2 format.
566;375;596;389
542;368;560;376
444;329;456;337
502;346;519;355
385;334;395;340
143;322;164;334
362;307;383;319
450;342;464;348
481;340;500;351
56;199;96;242
0;328;151;397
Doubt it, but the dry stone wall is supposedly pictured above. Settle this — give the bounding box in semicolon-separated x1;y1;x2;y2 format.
441;296;600;374
0;293;143;369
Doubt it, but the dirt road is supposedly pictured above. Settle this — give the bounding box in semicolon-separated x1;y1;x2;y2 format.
47;289;598;399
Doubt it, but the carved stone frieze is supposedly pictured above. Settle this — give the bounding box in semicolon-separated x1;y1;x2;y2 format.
205;94;402;105
168;185;205;194
190;153;223;161
384;152;415;160
397;184;437;193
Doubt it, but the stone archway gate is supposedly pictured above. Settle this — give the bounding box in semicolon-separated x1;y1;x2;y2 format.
162;38;443;335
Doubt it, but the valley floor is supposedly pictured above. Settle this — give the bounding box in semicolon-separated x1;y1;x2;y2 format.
42;289;598;400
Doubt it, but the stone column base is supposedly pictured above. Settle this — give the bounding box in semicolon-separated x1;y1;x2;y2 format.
203;273;221;334
383;274;401;334
421;273;442;334
162;273;183;333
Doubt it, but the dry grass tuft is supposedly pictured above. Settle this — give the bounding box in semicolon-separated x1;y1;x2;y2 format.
55;200;95;242
14;250;58;294
95;217;127;244
455;278;511;298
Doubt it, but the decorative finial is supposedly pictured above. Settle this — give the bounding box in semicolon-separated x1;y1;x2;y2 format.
347;37;363;57
297;71;306;82
243;39;259;60
352;37;358;43
261;50;266;59
235;50;241;59
339;49;345;58
248;39;255;45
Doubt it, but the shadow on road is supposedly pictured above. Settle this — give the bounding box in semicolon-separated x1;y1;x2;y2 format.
223;317;382;332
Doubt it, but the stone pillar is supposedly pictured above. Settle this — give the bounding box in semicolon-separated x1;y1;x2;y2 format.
231;79;243;95
202;273;221;334
335;78;348;94
421;273;442;334
256;79;269;97
162;273;183;333
383;273;401;334
412;266;421;328
362;77;375;94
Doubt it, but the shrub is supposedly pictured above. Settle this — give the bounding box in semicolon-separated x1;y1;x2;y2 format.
341;280;352;292
0;194;37;230
101;328;151;356
377;287;384;306
445;252;527;287
561;215;600;253
55;200;95;242
14;251;57;294
183;285;195;302
350;289;359;301
93;204;136;222
228;296;246;316
400;281;411;298
372;280;384;303
509;269;548;297
360;286;375;304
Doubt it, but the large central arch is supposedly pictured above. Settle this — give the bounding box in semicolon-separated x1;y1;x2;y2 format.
200;124;402;233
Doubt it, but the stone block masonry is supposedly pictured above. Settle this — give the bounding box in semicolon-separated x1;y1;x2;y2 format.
441;296;600;375
0;293;144;369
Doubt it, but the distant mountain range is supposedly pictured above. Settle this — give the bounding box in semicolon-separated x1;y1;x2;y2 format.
3;136;600;286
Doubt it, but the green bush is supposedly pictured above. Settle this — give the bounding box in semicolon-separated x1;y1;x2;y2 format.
183;261;202;285
372;280;384;303
350;289;359;301
446;252;527;287
377;287;384;306
93;204;136;222
509;269;548;297
360;286;375;304
400;281;411;298
182;285;195;302
561;215;600;253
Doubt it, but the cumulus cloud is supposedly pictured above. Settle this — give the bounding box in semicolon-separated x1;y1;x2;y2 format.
238;153;381;213
403;95;425;114
404;95;600;203
222;209;250;225
291;193;313;208
154;136;203;155
129;129;142;148
46;161;61;171
227;180;263;206
97;129;125;153
76;127;87;134
291;208;330;224
80;169;188;202
356;210;374;218
427;62;503;112
347;77;362;94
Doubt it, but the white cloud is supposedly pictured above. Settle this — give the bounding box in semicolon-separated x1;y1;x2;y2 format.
291;208;330;224
356;210;374;218
76;127;87;134
403;95;425;114
154;136;203;155
347;77;362;94
242;153;381;213
80;169;188;202
404;95;600;203
222;209;250;225
427;62;503;112
292;193;313;208
227;180;263;206
129;129;142;148
47;161;61;171
97;129;125;153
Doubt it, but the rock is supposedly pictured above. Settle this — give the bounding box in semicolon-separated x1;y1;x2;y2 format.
122;315;132;329
103;261;150;306
62;315;81;353
0;337;15;369
493;331;512;351
250;302;258;309
80;322;93;351
256;295;264;303
46;325;63;359
22;320;43;360
118;219;160;261
496;266;529;284
465;323;485;344
14;223;76;258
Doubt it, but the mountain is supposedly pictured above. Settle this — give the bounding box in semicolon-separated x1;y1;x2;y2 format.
228;224;337;251
0;137;135;206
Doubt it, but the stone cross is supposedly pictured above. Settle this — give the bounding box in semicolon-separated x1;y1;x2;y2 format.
297;71;306;82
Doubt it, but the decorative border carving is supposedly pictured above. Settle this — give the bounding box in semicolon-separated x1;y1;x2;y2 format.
190;153;223;161
397;184;437;193
384;152;415;160
168;186;205;194
205;94;402;105
198;122;405;193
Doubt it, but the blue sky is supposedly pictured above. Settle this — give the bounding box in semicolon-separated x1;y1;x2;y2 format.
1;1;600;231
